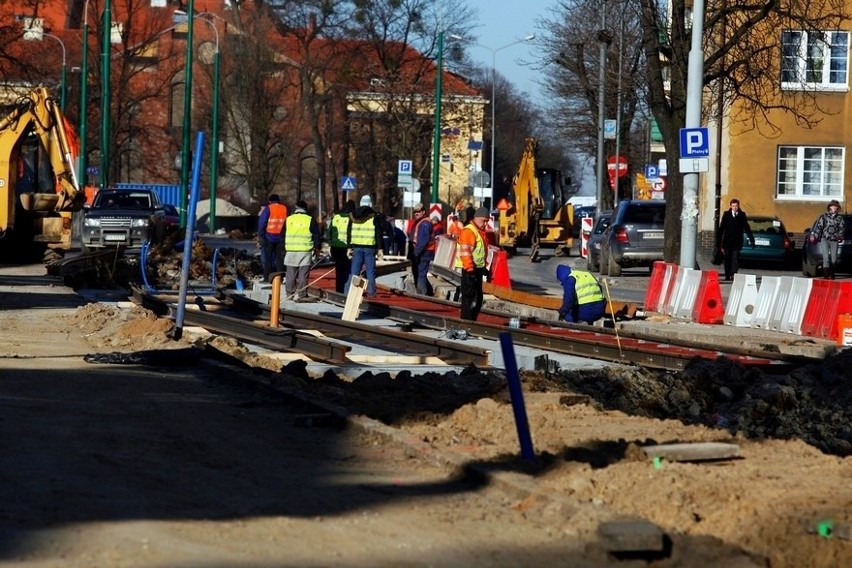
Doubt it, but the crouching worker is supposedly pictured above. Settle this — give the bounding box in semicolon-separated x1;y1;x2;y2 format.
555;264;606;324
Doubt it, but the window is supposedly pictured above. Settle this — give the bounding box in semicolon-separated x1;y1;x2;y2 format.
781;30;849;90
777;146;844;198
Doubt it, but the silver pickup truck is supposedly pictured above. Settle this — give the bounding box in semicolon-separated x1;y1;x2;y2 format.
80;189;169;253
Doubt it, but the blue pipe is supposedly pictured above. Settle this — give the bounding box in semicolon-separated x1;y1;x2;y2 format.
174;131;206;340
499;332;536;461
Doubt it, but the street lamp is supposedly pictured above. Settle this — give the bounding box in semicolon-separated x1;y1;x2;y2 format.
41;33;67;110
178;0;197;228
195;13;221;234
101;0;112;191
79;0;92;188
450;33;535;207
430;31;444;207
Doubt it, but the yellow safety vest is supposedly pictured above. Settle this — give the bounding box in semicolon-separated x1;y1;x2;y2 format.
329;213;350;248
284;213;313;252
454;224;486;269
350;215;377;246
572;269;605;304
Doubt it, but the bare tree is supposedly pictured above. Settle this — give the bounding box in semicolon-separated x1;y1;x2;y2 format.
541;0;848;260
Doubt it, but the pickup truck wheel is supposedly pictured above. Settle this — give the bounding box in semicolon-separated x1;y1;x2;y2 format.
607;252;622;276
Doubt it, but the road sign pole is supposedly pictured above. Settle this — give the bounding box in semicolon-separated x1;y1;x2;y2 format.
679;0;705;269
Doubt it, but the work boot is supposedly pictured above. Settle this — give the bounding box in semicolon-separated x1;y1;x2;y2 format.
830;266;836;279
823;266;831;279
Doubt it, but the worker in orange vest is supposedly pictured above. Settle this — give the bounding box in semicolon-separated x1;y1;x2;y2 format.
455;207;491;320
257;194;288;282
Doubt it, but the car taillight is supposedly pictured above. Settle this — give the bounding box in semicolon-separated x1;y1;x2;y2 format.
783;236;792;250
614;227;629;243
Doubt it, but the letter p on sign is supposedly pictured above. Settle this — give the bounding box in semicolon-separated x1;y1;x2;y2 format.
679;127;709;159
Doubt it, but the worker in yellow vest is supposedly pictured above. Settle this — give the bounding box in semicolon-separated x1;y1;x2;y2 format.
555;264;606;324
345;195;384;297
283;200;321;302
328;200;355;293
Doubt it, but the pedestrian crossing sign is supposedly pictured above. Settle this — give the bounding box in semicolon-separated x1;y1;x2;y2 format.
340;176;357;191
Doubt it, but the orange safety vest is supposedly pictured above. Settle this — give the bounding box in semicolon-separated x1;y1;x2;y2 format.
265;202;288;235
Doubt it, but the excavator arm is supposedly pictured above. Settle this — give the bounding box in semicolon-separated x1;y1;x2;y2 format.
0;86;83;233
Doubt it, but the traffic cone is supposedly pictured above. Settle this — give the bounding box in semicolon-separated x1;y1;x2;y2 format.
691;270;725;324
490;249;511;289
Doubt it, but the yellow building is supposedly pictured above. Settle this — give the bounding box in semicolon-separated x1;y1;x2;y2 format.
705;27;852;243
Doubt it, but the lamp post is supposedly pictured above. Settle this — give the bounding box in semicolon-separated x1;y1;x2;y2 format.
430;30;444;206
79;0;92;189
101;0;112;191
450;34;535;207
178;0;196;228
197;14;221;235
41;33;67;110
595;22;612;215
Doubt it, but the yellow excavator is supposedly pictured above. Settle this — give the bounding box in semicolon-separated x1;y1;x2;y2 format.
498;137;574;260
0;86;84;261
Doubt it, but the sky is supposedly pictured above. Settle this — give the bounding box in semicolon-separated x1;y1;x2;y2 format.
462;0;552;103
461;0;598;196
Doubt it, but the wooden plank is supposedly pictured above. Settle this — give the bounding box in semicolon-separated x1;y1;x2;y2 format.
483;282;638;318
641;442;740;462
341;275;365;321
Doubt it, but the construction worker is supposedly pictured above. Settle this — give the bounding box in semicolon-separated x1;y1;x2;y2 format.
257;194;288;282
345;194;384;298
282;200;321;302
455;207;491;321
328;200;355;293
555;264;606;324
409;203;435;295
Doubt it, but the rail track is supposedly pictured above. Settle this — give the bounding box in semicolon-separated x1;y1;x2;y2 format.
130;264;810;373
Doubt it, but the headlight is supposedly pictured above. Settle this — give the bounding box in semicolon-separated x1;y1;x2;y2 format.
131;218;149;228
84;217;101;227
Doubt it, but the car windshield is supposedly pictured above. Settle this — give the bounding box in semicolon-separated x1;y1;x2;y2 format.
622;204;665;226
594;216;611;234
749;218;784;235
95;192;151;209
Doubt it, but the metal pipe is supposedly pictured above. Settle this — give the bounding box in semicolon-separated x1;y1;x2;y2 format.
430;31;444;205
100;0;111;191
179;0;196;229
596;8;608;214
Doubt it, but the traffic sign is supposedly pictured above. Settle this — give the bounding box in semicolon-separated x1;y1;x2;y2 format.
679;127;709;158
604;119;617;140
398;160;413;174
340;176;357;191
644;164;658;179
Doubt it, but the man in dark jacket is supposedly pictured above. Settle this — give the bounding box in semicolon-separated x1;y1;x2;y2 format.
345;195;384;297
716;198;755;281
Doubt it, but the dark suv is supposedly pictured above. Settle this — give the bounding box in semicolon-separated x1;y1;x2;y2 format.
599;200;666;276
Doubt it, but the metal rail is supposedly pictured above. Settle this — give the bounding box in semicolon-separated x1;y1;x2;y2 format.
312;287;796;372
228;294;490;367
133;290;351;365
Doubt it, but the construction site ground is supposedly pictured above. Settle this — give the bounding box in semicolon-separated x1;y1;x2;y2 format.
1;259;851;567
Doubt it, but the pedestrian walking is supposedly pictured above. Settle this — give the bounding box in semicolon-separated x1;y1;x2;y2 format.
555;264;606;324
257;194;287;282
716;198;755;281
455;207;491;321
809;199;846;279
345;194;384;297
328;200;355;293
283;200;321;302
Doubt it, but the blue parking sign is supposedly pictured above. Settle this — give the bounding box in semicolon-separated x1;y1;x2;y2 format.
644;164;658;179
679;127;709;158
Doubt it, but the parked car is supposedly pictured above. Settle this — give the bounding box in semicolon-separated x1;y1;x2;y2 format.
585;211;612;272
599;200;666;277
160;204;180;235
737;215;794;266
801;214;852;277
81;189;167;253
572;205;597;238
